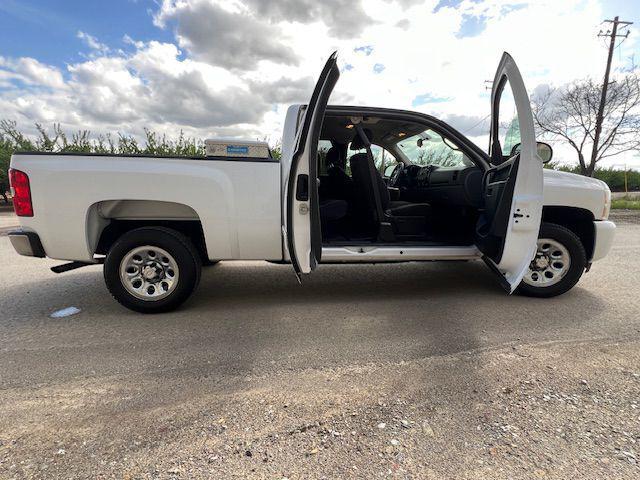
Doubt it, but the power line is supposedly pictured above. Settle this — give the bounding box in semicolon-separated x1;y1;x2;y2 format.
462;113;491;135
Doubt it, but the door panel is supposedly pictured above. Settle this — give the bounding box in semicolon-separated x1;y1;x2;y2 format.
476;52;543;292
285;52;340;278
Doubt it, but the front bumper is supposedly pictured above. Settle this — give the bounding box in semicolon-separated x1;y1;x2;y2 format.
8;230;46;258
591;220;616;262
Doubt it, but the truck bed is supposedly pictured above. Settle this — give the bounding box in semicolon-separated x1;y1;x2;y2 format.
10;152;283;262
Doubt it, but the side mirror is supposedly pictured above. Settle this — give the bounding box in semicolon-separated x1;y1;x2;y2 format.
537;142;553;163
509;142;553;163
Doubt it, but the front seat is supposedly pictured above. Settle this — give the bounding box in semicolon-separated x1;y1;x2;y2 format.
319;198;348;222
349;130;431;237
322;146;352;201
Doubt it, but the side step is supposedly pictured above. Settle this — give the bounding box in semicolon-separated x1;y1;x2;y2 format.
51;260;103;274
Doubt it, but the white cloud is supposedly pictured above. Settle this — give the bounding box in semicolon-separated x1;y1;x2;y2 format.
0;56;66;90
154;0;299;70
242;0;374;38
1;0;638;167
77;31;110;55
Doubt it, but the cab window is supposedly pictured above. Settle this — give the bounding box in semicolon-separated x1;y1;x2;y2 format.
318;140;333;175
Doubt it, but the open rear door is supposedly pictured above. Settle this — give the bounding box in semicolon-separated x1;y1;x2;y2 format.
475;52;543;292
285;52;340;280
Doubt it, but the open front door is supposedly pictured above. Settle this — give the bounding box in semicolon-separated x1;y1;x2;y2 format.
285;52;340;279
476;52;543;292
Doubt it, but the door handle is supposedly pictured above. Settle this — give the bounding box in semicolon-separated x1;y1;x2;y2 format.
296;174;309;201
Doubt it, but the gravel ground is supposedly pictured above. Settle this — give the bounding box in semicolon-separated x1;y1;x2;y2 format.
0;217;639;479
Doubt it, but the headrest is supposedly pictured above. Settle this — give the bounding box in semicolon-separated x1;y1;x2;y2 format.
325;147;340;167
350;128;373;150
349;152;369;164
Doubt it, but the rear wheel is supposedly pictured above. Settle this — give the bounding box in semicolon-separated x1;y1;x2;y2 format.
518;222;586;298
104;227;201;313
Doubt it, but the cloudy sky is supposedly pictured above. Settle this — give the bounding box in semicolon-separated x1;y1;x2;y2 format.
1;0;639;167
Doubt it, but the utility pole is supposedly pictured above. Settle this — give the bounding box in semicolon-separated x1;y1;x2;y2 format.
591;17;633;175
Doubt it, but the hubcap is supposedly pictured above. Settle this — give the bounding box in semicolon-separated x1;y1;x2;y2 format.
523;238;571;288
119;246;179;301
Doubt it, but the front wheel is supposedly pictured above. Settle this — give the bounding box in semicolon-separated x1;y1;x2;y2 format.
104;227;202;313
517;222;586;298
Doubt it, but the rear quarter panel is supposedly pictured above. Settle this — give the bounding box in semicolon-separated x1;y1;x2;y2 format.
10;154;282;262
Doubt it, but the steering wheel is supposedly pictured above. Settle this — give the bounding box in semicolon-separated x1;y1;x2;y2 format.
389;163;405;187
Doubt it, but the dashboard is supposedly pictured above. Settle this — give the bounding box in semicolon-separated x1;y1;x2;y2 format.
390;164;484;207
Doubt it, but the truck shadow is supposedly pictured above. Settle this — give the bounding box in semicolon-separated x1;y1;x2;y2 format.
0;260;608;339
0;260;608;385
207;260;607;357
193;260;607;325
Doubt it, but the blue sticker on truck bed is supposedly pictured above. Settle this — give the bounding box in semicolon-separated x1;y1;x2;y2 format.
227;145;249;154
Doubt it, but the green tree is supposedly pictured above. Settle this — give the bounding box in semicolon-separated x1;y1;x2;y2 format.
0;120;36;202
270;141;282;160
0;137;11;202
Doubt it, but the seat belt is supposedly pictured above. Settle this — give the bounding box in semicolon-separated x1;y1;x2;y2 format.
355;125;394;242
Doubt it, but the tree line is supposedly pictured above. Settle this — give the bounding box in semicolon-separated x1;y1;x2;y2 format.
0;121;283;202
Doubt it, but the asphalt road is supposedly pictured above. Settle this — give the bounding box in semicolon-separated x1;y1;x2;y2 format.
1;216;639;479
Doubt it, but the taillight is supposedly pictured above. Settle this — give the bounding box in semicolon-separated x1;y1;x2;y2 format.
9;168;34;217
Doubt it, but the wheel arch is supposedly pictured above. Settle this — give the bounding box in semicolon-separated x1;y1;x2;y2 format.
86;200;210;263
541;206;595;261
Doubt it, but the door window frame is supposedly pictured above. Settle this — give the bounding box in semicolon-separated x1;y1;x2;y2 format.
489;74;510;165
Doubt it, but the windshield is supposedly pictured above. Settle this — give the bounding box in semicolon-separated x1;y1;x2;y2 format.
396;129;473;168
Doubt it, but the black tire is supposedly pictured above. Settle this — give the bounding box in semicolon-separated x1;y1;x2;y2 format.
517;222;586;298
104;227;201;313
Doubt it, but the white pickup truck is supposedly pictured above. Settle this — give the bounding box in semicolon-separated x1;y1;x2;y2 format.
8;52;616;313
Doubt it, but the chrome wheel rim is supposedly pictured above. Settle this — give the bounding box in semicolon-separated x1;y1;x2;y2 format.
119;246;179;301
523;238;571;287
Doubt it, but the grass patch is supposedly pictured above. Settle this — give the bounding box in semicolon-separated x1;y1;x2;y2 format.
611;197;640;210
